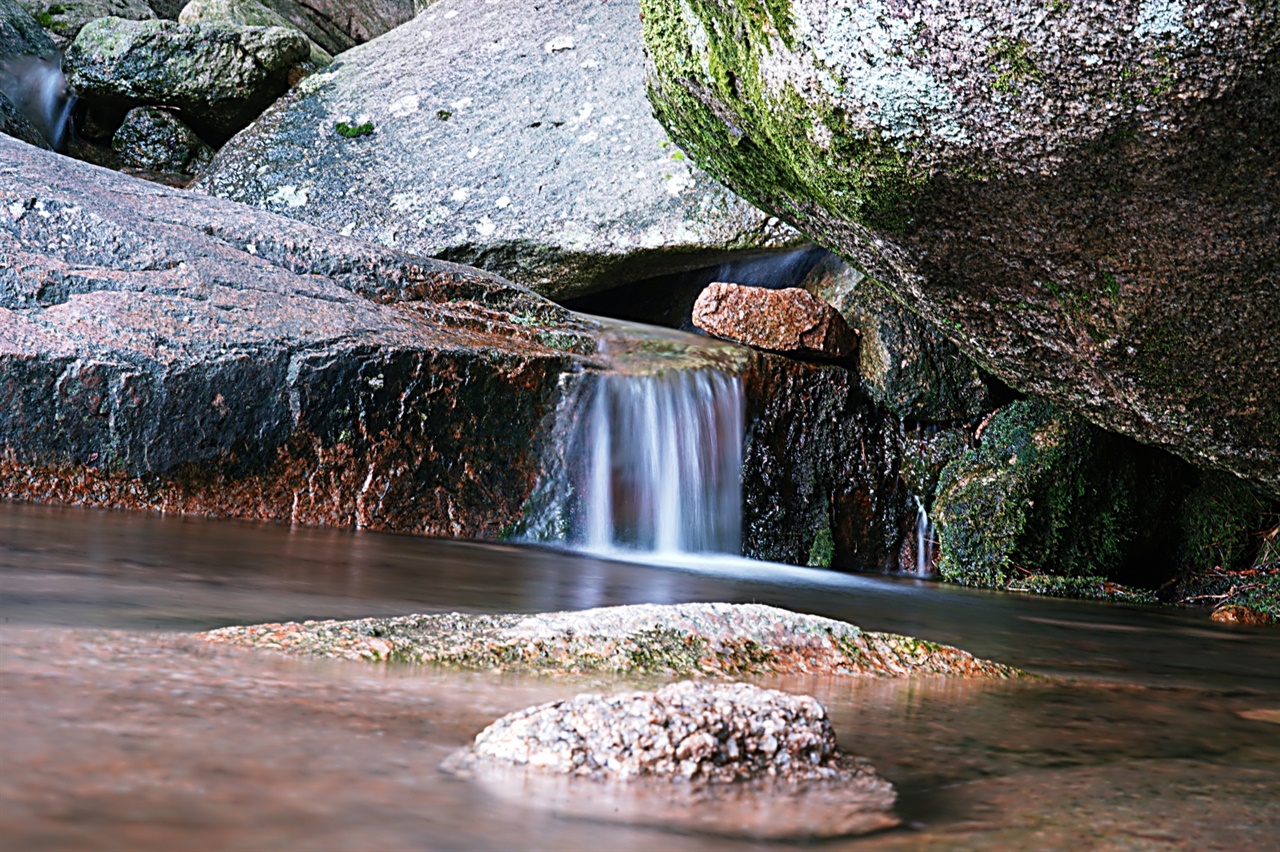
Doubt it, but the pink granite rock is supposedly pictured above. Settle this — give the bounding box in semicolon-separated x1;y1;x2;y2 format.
693;282;857;361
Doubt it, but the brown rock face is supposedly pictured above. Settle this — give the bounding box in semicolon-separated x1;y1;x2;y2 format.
693;282;857;361
0;136;598;538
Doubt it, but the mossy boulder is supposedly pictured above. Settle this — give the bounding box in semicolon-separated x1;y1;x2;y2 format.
932;399;1184;596
193;0;803;300
641;0;1280;498
802;254;992;422
16;0;156;48
64;16;309;144
3;0;57;54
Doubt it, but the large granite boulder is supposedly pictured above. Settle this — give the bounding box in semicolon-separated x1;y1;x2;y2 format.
179;0;332;65
64;16;310;144
642;0;1280;497
257;0;416;56
193;0;803;300
0;135;600;538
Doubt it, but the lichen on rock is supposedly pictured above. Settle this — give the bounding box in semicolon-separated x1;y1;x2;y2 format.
642;0;1280;497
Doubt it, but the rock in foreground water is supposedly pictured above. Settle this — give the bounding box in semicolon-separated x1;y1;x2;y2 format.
442;680;899;839
643;0;1280;498
198;602;1021;677
194;0;802;299
692;282;856;361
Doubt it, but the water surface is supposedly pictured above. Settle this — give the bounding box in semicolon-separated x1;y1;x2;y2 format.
2;503;1277;849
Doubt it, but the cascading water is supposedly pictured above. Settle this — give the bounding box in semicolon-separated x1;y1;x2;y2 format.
525;349;746;557
914;495;936;577
580;369;743;554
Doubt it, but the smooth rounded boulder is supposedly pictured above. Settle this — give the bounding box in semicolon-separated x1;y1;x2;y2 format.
194;0;803;299
642;0;1280;497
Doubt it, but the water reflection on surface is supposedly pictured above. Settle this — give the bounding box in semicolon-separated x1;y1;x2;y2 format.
2;503;1278;849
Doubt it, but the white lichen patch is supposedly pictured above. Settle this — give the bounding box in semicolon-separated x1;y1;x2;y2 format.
388;94;420;117
267;184;309;208
1133;0;1189;40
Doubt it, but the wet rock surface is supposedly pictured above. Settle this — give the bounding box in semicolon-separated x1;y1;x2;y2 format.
111;105;213;174
65;16;309;144
194;0;802;299
0;135;601;538
803;254;992;422
692;281;856;361
642;0;1280;497
442;680;900;839
198;602;1021;677
744;355;910;571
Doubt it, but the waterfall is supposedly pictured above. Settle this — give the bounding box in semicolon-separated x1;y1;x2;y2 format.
914;495;936;577
527;367;745;557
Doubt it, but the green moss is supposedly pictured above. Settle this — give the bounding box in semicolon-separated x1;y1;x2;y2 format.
642;0;929;234
807;523;834;568
1007;574;1157;603
1177;472;1264;575
624;627;708;673
988;37;1041;96
436;109;451;121
335;121;374;138
933;400;1143;589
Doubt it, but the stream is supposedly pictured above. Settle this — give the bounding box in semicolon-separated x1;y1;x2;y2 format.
2;501;1277;849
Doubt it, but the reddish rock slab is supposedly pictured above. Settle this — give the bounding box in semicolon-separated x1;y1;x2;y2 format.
0;135;600;538
693;282;857;361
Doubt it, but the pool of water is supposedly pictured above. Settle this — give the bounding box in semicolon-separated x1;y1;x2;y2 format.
2;502;1277;849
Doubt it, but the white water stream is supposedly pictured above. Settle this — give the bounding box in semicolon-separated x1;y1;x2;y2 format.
529;365;745;557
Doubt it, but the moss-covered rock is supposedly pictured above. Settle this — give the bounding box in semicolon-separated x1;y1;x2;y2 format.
641;0;1280;499
2;0;58;54
1175;473;1278;622
65;16;309;144
16;0;156;48
932;399;1182;592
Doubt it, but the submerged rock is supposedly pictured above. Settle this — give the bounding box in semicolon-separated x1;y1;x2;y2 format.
803;255;993;422
193;0;802;299
112;105;213;174
642;0;1280;498
692;282;856;361
442;680;899;839
64;16;309;144
0;135;599;538
179;0;331;65
197;602;1022;677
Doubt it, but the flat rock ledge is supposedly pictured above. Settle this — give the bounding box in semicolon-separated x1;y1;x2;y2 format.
197;602;1020;678
440;680;899;839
